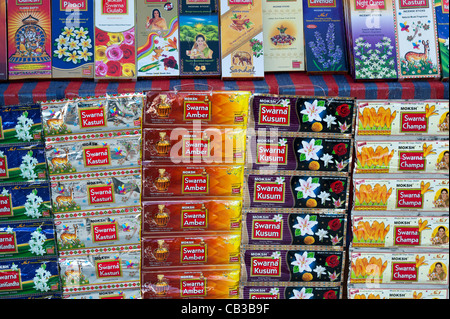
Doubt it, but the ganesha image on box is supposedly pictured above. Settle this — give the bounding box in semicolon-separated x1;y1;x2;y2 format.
9;15;50;64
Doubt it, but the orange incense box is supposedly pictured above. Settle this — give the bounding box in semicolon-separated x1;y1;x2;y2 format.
142;127;246;163
141;265;240;299
144;91;251;127
142;232;241;268
142;199;242;233
142;163;245;199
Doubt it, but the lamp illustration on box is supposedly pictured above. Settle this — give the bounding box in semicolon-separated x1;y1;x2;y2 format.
155;204;170;227
155;169;170;192
154;239;169;261
9;15;50;64
154;274;169;295
156;132;170;156
156;95;172;118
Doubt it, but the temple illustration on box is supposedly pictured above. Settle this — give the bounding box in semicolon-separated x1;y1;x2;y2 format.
8;15;50;64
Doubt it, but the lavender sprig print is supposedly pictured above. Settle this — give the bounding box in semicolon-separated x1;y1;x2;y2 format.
354;37;397;79
308;24;343;71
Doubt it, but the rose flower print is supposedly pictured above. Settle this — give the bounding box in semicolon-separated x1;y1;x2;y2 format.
95;28;136;78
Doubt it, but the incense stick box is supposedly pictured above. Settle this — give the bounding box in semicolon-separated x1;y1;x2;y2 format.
94;0;137;80
51;0;94;78
435;0;449;80
136;0;180;77
393;0;440;80
220;0;264;79
0;0;6;80
6;0;52;80
303;0;348;73
345;0;398;80
262;0;304;72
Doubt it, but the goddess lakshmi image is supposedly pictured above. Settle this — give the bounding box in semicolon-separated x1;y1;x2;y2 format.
8;15;50;64
146;9;168;31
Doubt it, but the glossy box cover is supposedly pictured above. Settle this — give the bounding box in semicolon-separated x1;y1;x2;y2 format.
51;0;94;78
303;0;348;73
94;0;137;79
7;0;52;79
263;0;305;72
220;0;264;79
345;0;398;80
136;0;180;77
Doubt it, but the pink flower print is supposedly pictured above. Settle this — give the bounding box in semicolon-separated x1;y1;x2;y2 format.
106;44;124;61
95;61;108;77
123;29;135;46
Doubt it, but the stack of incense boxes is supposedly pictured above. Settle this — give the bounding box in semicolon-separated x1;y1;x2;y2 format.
240;94;356;299
348;99;449;299
40;93;144;299
0;104;61;299
140;89;251;299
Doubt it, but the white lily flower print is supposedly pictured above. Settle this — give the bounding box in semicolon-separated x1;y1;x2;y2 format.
313;265;327;278
317;191;331;204
295;177;320;199
275;177;285;185
278;138;287;146
315;228;329;241
293;215;318;236
271;251;281;259
270;288;280;295
300;100;326;122
324;114;337;128
279;99;290;107
291;251;316;272
289;288;314;299
273;214;283;222
298;139;323;161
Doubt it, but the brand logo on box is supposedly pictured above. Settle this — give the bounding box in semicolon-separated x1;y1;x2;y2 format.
0;195;13;217
258;104;290;126
92;222;118;243
0;270;22;291
401;113;428;132
229;0;253;4
83;146;111;167
443;0;449;13
182;138;210;158
395;226;420;245
182;209;208;229
256;143;288;165
79;107;106;128
397;189;423;209
308;0;336;7
254;182;285;203
399;0;429;9
0;156;8;179
251;256;281;276
88;185;115;205
399;152;426;171
180;278;206;297
16;0;42;5
61;0;88;11
0;232;17;254
102;0;128;14
392;262;418;281
252;220;283;240
183;101;211;121
96;259;122;278
182;174;209;194
249;292;279;299
354;0;386;10
181;244;207;263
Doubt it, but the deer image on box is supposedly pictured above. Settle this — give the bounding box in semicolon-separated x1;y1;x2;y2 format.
55;186;75;209
50;148;70;171
405;40;430;66
60;225;78;246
